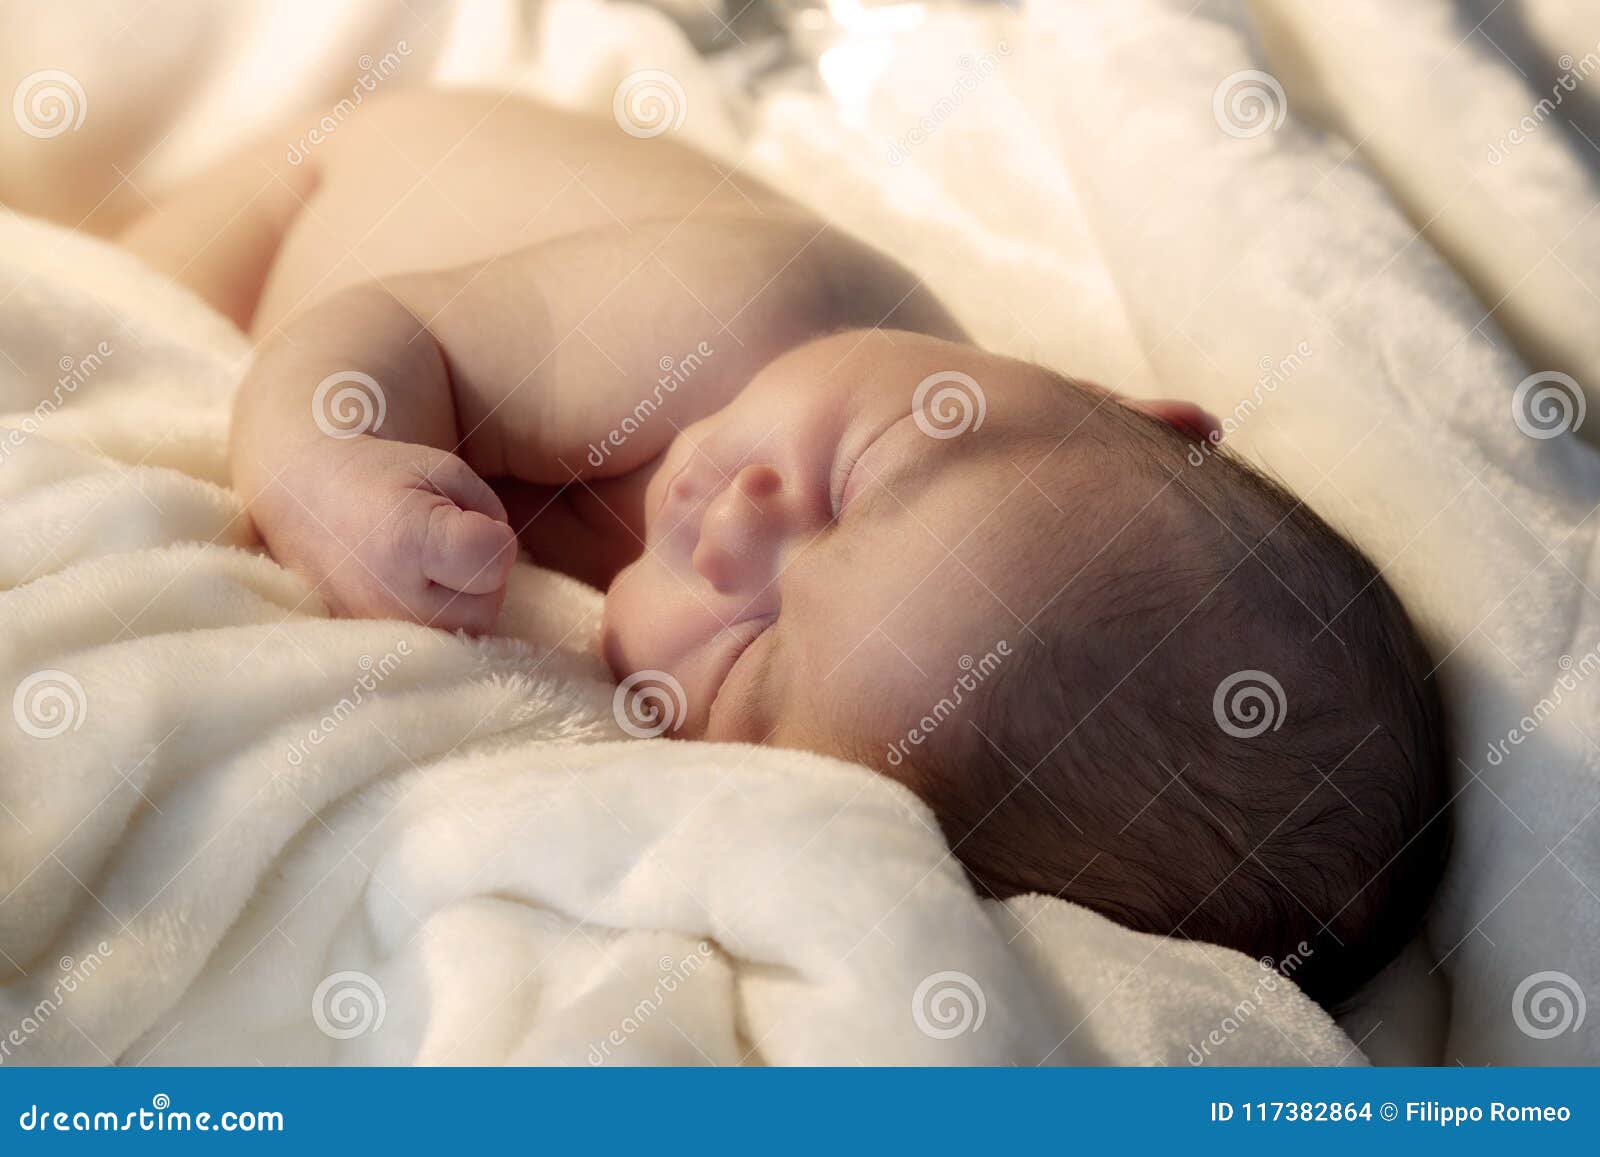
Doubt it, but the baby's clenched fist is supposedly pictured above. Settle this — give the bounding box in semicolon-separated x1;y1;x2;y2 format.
254;436;517;635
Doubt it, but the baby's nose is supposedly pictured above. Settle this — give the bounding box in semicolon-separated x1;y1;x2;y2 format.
691;464;791;598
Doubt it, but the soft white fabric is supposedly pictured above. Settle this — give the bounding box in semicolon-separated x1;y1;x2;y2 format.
2;0;1598;1067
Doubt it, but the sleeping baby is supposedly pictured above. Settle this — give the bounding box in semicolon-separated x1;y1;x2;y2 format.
121;90;1446;1006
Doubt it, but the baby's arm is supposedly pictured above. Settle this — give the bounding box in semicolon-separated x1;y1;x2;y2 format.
232;213;950;631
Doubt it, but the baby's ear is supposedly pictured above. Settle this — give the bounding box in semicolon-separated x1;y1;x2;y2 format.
1128;398;1222;445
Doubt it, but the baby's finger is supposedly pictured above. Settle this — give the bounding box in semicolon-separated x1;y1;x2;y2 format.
421;503;517;594
414;583;506;636
321;544;505;636
424;452;509;523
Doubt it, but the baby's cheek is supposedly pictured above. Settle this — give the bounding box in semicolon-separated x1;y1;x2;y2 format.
597;583;645;680
599;562;692;678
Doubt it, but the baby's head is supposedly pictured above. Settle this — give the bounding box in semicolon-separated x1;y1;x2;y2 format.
603;330;1447;1004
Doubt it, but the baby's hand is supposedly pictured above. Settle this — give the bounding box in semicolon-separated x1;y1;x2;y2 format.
259;437;518;635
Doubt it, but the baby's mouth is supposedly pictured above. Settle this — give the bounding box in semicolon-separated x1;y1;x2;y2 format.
702;614;775;723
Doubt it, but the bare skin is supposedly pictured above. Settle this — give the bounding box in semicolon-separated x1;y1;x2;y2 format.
210;92;964;630
119;88;1214;746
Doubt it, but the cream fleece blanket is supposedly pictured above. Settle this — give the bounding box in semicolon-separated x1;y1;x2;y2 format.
5;0;1599;1067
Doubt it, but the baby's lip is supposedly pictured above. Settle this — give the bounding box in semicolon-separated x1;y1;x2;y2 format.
609;616;749;740
699;614;775;726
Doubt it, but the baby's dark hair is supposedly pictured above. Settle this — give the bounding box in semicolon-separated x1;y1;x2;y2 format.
903;391;1449;1007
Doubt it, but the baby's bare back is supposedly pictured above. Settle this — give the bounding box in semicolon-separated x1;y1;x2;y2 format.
256;90;791;334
